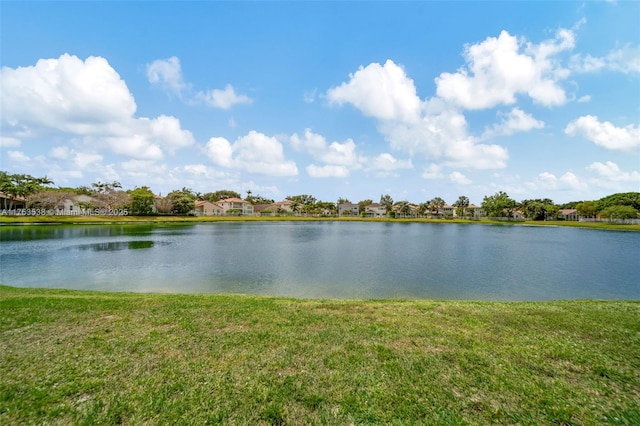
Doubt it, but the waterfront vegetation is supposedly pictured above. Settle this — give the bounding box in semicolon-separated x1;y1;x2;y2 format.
1;213;639;231
1;285;638;424
2;172;639;223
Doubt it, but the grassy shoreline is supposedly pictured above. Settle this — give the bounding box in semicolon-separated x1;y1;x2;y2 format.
1;214;639;231
1;285;638;424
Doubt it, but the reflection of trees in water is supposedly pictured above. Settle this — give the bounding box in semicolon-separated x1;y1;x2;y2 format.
76;241;154;251
1;224;195;242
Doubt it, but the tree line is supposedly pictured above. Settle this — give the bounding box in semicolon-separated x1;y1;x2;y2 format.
1;171;638;219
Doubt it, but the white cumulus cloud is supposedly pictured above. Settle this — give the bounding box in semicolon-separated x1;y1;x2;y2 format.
146;56;188;96
145;115;195;152
206;137;234;168
50;146;72;160
368;153;413;172
104;134;164;161
73;152;103;169
1;54;136;136
1;54;194;162
181;164;215;177
165;164;238;193
587;161;640;182
571;44;640;74
422;164;445;179
326;60;421;123
206;131;298;176
290;128;327;153
327;67;509;170
304;89;318;104
116;160;170;186
291;129;415;178
565;115;640;151
321;140;360;166
50;146;103;169
147;56;253;110
482;107;545;139
306;164;350;178
196;84;253;110
449;171;472;185
7;150;30;163
537;171;587;191
0;137;21;148
290;129;361;167
435;29;573;109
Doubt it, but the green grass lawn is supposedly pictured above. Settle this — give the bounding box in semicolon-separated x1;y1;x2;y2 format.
1;285;638;425
1;214;639;231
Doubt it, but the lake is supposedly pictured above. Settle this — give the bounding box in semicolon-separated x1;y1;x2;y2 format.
1;221;638;300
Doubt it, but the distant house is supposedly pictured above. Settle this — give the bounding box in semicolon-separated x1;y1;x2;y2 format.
467;204;486;218
365;203;386;217
393;203;418;218
217;197;254;215
0;191;26;209
268;200;295;214
559;209;578;221
512;210;525;220
252;204;273;215
338;203;359;216
194;200;223;216
60;194;95;212
254;200;294;216
441;204;456;218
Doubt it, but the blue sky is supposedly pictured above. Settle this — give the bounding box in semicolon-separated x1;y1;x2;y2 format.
1;1;638;205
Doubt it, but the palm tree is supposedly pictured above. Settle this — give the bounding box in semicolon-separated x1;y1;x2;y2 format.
38;176;54;186
430;197;445;217
290;201;301;216
380;194;394;215
0;172;55;209
417;202;429;217
397;201;411;217
454;195;470;218
92;180;121;194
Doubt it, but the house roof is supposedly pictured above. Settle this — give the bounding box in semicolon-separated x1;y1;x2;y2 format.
0;191;26;201
253;200;293;212
196;200;222;207
252;203;269;210
366;203;384;210
219;197;248;203
259;205;280;213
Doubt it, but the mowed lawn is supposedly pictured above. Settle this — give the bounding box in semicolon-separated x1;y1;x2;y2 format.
1;285;638;425
2;214;640;232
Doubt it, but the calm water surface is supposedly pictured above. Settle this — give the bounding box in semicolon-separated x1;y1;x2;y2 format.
1;222;638;300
